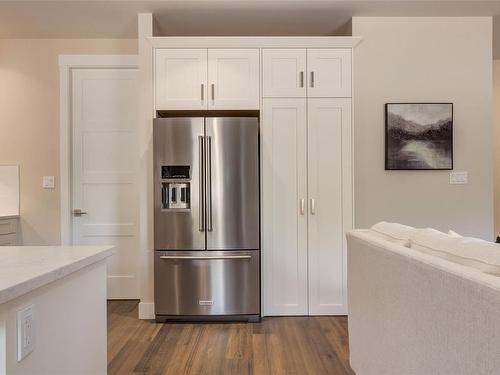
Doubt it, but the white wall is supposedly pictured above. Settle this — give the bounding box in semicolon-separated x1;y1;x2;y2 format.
0;39;137;245
352;17;493;240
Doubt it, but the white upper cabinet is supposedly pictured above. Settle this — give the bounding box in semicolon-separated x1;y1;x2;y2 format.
155;49;207;110
207;49;260;109
262;98;308;316
262;49;306;97
307;98;351;315
307;49;352;98
262;48;352;98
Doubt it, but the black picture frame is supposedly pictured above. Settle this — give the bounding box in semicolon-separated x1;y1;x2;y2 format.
385;103;454;170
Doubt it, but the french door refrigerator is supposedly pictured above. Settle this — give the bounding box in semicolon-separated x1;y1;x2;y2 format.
153;116;260;322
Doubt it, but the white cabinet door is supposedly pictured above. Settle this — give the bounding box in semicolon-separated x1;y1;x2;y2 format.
208;49;260;109
262;49;306;97
262;98;308;316
307;98;352;315
155;49;207;110
307;49;352;98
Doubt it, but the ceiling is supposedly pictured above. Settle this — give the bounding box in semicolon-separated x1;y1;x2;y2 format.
1;1;500;57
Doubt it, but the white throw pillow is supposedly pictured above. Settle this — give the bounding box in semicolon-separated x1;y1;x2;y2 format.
411;228;500;276
370;222;417;247
410;228;462;258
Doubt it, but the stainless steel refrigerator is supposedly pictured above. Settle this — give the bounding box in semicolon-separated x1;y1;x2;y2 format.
153;116;260;322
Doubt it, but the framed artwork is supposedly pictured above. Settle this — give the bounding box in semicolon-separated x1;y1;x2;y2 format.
385;103;453;170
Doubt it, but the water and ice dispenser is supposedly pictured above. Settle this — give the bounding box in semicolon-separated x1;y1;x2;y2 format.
161;166;191;210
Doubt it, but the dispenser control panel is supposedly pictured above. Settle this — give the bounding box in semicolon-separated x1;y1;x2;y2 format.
160;165;191;210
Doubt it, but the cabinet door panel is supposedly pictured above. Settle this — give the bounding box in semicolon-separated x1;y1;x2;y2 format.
208;49;260;109
155;49;207;110
262;98;308;315
307;49;351;98
308;98;351;315
262;49;306;97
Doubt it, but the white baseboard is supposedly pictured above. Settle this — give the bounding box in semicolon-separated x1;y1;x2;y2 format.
107;275;139;300
138;302;155;320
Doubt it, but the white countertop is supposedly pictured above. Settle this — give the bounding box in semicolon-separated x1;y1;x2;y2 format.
0;246;114;305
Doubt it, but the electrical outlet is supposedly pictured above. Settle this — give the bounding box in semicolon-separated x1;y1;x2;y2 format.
450;171;468;185
42;176;55;189
17;304;35;362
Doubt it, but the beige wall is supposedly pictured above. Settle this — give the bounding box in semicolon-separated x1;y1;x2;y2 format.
352;17;493;240
494;60;500;238
0;39;137;245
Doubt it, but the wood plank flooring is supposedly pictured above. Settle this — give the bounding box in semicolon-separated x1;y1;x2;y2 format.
107;300;354;375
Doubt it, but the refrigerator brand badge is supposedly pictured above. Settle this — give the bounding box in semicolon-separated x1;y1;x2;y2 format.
199;300;214;306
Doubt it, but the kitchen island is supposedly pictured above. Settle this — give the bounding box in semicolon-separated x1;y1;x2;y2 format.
0;245;114;375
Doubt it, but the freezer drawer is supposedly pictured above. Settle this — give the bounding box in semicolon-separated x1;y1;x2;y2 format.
154;250;260;317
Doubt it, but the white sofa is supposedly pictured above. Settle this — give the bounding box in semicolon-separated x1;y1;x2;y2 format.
347;225;500;375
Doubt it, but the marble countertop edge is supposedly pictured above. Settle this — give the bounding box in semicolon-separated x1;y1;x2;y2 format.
0;246;114;305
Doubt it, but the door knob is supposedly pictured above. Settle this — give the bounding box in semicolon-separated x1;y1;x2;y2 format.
73;209;88;217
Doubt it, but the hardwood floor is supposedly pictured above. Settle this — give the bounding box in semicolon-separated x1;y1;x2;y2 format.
107;300;354;375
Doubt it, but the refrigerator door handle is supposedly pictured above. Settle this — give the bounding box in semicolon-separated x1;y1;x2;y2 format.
206;135;213;231
198;136;205;232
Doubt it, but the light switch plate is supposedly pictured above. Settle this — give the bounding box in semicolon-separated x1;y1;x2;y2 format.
42;176;55;189
17;304;35;362
450;171;468;185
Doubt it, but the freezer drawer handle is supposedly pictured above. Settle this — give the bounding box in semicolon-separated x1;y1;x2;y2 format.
160;255;252;260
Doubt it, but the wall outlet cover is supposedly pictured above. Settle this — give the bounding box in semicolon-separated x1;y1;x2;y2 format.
17;304;35;362
42;176;55;189
450;171;468;185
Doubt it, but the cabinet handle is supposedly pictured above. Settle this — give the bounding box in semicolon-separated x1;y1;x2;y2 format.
300;198;305;215
300;71;304;88
310;198;316;215
201;83;204;101
211;83;215;101
310;71;315;88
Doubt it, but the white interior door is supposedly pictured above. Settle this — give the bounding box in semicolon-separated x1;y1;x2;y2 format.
208;49;260;109
262;49;306;97
307;98;351;315
307;49;352;98
262;98;308;316
155;49;207;110
72;68;139;299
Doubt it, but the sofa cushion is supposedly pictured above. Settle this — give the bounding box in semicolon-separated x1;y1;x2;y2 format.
411;228;500;276
370;222;417;247
410;228;461;256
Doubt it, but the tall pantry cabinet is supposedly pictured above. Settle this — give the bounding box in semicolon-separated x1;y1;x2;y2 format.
262;48;353;315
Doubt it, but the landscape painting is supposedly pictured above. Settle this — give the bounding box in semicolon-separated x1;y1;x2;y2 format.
385;103;453;170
